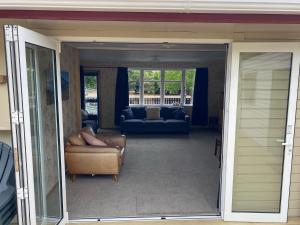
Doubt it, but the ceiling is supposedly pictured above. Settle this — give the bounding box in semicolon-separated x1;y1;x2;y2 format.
67;42;227;63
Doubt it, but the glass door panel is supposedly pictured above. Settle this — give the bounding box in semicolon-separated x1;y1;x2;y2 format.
26;44;62;224
224;43;300;223
5;25;67;225
232;52;292;213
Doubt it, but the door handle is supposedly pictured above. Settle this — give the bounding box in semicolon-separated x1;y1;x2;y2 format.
276;139;292;147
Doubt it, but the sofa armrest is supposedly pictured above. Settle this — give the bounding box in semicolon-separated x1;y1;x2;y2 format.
185;114;190;123
65;145;120;154
120;115;126;122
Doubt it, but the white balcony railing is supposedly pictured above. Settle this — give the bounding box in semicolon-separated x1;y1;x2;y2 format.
129;95;192;105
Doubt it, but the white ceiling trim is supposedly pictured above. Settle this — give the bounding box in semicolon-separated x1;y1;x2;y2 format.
1;0;300;14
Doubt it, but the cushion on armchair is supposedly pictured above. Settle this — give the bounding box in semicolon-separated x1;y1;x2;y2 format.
68;134;86;146
81;126;96;136
81;132;107;146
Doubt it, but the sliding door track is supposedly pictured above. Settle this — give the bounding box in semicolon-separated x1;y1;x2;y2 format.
69;214;222;223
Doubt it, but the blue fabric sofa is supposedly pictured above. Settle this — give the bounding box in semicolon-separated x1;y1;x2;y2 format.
120;106;190;134
0;142;17;225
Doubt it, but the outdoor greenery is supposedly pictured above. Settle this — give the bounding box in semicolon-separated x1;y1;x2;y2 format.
84;76;97;90
128;69;195;95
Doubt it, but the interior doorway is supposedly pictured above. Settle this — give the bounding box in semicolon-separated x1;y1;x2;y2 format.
61;42;228;219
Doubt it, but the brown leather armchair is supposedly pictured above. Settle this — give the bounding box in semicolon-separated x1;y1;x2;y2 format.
65;127;126;181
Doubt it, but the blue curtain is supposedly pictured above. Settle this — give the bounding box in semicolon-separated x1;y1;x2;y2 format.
192;68;208;125
115;67;129;125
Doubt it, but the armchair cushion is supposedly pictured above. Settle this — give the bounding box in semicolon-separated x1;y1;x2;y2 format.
96;134;126;149
68;134;86;146
81;132;107;146
81;126;96;137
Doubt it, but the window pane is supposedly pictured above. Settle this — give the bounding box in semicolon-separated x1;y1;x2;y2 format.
165;70;182;81
232;52;292;213
144;81;160;104
84;76;98;115
128;69;140;105
164;82;181;105
144;70;161;81
185;69;196;105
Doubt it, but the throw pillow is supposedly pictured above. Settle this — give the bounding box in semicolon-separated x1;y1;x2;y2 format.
81;132;107;146
146;107;160;120
160;107;178;120
173;108;186;120
81;126;95;137
122;108;134;119
69;133;86;146
131;106;146;119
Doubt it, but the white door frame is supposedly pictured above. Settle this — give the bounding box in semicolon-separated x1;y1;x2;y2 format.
223;42;300;223
5;25;68;225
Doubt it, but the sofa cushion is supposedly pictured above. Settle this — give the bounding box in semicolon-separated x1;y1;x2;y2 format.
122;119;145;130
165;119;187;129
144;119;165;131
146;107;160;120
122;108;134;119
173;108;186;120
69;134;86;146
81;132;107;146
131;106;146;119
144;119;164;124
160;107;179;120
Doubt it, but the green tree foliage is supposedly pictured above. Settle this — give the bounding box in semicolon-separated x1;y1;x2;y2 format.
84;76;97;89
128;69;195;95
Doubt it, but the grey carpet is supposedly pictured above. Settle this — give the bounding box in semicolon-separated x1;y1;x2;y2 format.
66;129;221;219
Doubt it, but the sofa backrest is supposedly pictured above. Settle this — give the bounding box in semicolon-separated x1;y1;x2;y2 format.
130;106;146;119
160;106;181;120
125;106;183;120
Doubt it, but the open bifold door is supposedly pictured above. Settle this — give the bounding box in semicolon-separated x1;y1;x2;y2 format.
4;25;68;225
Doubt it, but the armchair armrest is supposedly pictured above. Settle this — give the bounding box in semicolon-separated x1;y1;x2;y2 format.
185;114;190;123
96;134;126;149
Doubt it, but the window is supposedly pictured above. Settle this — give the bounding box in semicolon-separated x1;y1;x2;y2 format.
144;70;161;104
185;69;196;105
128;69;140;105
128;68;195;105
83;74;98;115
164;70;182;105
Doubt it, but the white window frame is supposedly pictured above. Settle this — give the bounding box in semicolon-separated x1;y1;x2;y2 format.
128;68;195;106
